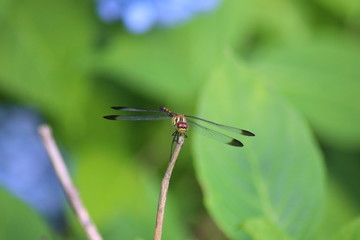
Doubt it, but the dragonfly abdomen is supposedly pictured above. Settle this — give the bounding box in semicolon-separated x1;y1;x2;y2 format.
160;106;171;114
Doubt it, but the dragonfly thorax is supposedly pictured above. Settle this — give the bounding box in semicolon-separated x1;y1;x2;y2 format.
172;115;188;134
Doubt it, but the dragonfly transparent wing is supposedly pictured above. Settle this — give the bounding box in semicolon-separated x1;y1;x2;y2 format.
185;115;255;137
188;120;244;147
104;115;169;120
111;107;165;113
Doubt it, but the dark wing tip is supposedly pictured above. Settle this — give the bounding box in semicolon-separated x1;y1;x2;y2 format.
242;130;255;136
228;139;244;147
111;106;126;110
103;115;118;120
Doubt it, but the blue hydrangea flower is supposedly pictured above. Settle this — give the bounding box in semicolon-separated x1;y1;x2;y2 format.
96;0;222;34
0;105;66;231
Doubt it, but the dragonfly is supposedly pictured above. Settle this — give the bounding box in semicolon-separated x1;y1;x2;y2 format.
104;106;255;147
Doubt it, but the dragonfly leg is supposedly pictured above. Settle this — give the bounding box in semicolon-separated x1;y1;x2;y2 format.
169;132;179;159
172;131;179;143
172;131;187;142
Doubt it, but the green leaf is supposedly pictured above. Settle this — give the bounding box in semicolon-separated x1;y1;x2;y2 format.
0;0;94;140
241;217;292;240
314;0;360;24
251;0;311;46
333;218;360;240
192;53;325;239
0;189;53;239
315;178;360;240
96;0;265;104
314;148;360;240
77;146;191;240
96;0;311;107
251;35;360;150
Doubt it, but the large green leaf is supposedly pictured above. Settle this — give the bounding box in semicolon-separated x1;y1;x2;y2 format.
250;35;360;150
192;54;325;239
333;218;360;240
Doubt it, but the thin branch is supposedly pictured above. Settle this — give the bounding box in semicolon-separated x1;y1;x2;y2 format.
38;125;103;240
154;135;185;240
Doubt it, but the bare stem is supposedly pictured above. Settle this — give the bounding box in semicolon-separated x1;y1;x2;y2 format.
154;135;185;240
38;125;103;240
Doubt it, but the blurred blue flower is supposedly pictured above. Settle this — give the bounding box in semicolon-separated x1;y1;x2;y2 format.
96;0;222;34
0;105;66;231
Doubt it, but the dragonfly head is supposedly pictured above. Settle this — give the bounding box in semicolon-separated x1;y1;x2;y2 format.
172;115;188;135
176;122;188;134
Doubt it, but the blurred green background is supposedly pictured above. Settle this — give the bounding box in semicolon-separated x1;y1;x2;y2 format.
1;0;360;239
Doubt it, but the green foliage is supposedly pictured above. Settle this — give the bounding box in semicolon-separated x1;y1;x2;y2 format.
333;218;360;240
0;0;360;239
193;55;324;239
0;189;53;239
250;36;360;150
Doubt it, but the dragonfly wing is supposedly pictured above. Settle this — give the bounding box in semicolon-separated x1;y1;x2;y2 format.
104;115;169;120
111;107;165;113
188;120;244;147
185;115;255;136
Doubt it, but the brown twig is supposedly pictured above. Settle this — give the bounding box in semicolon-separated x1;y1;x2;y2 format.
154;135;185;240
38;125;103;240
